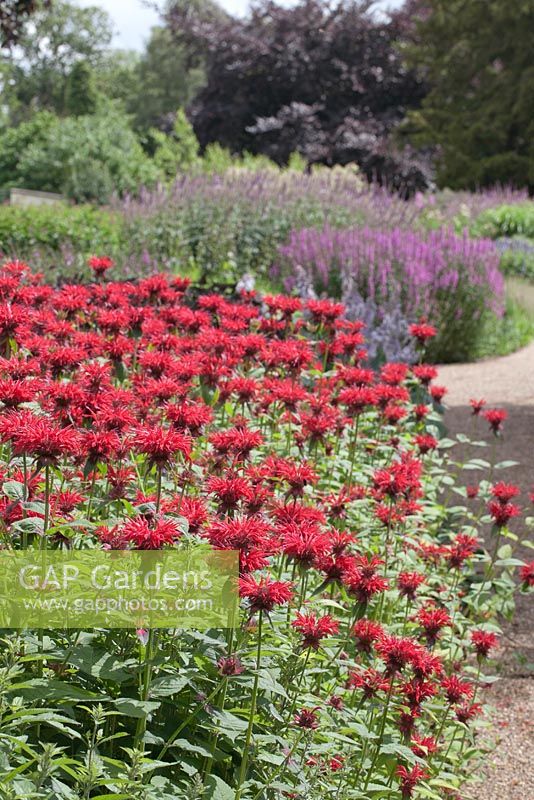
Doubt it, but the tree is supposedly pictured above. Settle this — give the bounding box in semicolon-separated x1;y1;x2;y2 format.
0;0;50;48
64;60;97;116
152;109;200;177
127;25;206;133
1;0;113;120
166;0;430;190
405;0;534;191
4;108;162;202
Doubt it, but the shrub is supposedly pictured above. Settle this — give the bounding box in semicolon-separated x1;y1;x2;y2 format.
0;204;122;263
277;225;504;362
473;203;534;239
0;260;527;800
6;108;162;203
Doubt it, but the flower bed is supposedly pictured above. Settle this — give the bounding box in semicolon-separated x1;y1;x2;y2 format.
277;225;504;363
0;258;531;800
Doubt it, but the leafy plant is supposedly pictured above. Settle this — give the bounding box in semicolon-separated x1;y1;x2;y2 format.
0;259;529;800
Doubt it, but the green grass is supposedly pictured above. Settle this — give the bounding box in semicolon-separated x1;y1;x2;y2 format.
470;277;534;360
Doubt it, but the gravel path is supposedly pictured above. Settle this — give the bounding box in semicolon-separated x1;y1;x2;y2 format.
438;342;534;798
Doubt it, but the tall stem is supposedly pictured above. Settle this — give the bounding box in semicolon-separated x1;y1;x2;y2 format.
235;612;263;800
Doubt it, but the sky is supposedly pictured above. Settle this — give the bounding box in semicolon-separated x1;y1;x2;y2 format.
76;1;403;52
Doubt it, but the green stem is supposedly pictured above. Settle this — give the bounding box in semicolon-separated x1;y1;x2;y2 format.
235;612;263;800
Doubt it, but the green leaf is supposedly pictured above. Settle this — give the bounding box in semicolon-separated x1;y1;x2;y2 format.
2;480;25;501
113;699;160;718
8;678;107;703
203;775;234;800
151;673;193;697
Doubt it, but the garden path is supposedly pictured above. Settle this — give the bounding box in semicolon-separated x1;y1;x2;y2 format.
439;342;534;799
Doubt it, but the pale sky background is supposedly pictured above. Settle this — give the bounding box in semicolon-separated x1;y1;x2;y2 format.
75;1;403;52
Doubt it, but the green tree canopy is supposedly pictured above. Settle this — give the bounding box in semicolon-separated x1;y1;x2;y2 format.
405;0;534;191
1;0;113;120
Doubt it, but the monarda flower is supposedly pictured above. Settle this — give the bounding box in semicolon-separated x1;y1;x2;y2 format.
346;668;390;698
455;702;483;724
471;630;499;658
375;635;421;676
414;434;438;454
292;611;339;649
441;675;473;705
396;765;428;798
217;656;243;676
134;426;192;469
491;481;520;504
350;619;384;653
488;499;520;527
409;322;437;344
416;605;451;645
10;415;81;467
294;707;319;729
410;734;438;759
445;533;479;568
280;523;332;568
121;516;182;550
470;398;486;415
238;575;293;614
519;560;534;588
397;572;426;600
483;408;507;434
88;256;114;277
429;385;447;403
207;475;254;511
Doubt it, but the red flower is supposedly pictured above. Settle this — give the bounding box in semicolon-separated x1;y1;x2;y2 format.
491;482;520;503
519;560;534;587
217;656;243;676
414;434;437;454
121;516;182;550
396;765;428;798
488;499;520;527
397;572;425;600
9;415;80;466
292;611;339;649
239;575;293;613
471;630;498;658
429;384;447;403
466;485;479;499
375;635;420;675
294;707;319;728
470;398;486;415
455;702;483;724
134;426;191;468
411;734;438;759
441;675;473;704
88;255;114;277
350;619;384;653
409;322;437;344
483;408;507;434
416;605;451;645
346;668;390;697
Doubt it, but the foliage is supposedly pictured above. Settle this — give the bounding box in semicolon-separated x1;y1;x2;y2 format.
63;59;98;116
128;25;206;134
0;259;529;800
0;204;122;261
471;287;534;360
169;0;430;191
405;0;534;191
277;224;504;362
152;109;201;178
0;0;50;48
9;108;162;203
473;204;534;240
1;0;113;122
0;110;57;191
